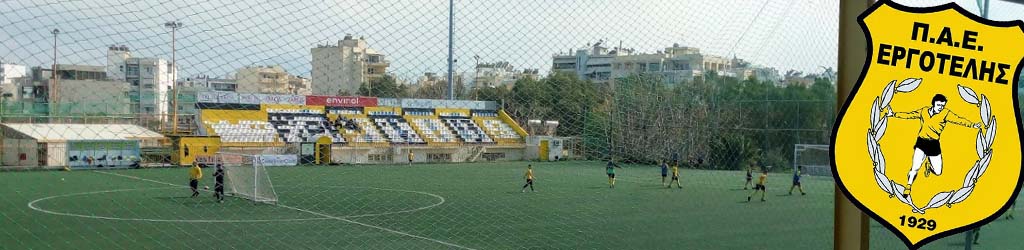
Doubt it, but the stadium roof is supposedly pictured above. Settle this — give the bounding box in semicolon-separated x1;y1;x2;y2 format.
1;123;164;143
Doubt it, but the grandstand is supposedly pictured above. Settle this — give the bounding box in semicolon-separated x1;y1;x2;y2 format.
189;92;529;164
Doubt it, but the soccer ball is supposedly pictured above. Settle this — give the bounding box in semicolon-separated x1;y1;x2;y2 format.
204;186;209;190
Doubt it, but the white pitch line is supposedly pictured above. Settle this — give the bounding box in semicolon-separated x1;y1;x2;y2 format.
322;186;446;219
94;171;476;250
28;187;330;223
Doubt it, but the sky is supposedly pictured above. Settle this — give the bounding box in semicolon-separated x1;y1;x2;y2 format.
1;0;1022;82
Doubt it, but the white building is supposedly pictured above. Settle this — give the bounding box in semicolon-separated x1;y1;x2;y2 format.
610;44;736;85
7;65;127;116
311;35;390;95
235;65;311;95
553;42;785;85
1;63;28;85
551;40;628;84
105;45;176;119
1;63;28;98
474;61;538;90
181;75;237;92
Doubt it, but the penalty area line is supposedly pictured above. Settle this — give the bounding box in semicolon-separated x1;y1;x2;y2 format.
94;170;476;250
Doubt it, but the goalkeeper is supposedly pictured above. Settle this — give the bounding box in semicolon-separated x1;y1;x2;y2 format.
213;164;225;202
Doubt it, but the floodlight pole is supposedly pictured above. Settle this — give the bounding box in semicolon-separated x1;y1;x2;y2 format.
165;21;182;134
50;28;59;120
835;1;872;250
447;0;454;100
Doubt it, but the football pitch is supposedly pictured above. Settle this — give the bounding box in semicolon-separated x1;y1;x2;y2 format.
1;161;1019;249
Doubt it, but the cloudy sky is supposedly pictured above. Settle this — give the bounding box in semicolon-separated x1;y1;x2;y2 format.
1;0;1022;82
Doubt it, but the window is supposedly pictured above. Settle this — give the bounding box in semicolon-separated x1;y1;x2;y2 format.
119;65;124;72
672;61;691;71
143;84;153;89
368;68;376;74
144;107;153;113
145;67;151;74
131;80;139;86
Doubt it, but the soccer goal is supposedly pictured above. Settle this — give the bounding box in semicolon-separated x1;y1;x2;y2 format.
793;144;832;178
211;152;279;204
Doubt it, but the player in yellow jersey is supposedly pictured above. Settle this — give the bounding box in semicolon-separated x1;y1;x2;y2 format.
667;161;682;189
188;162;203;198
521;164;536;192
748;168;768;202
408;150;415;165
888;94;980;198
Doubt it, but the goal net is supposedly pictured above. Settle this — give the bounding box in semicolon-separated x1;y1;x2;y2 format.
793;144;832;178
211;152;279;204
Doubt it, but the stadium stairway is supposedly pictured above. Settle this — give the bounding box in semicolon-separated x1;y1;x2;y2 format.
466;145;486;162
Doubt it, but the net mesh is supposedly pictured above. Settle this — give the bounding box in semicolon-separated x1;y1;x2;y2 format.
0;0;1021;249
215;152;278;203
794;144;832;177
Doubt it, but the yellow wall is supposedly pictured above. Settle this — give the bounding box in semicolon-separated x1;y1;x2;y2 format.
172;136;222;166
364;106;401;114
498;109;528;137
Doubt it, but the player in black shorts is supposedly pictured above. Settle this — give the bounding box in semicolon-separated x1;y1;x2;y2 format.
744;162;754;190
748;168;768;202
188;162;203;198
606;160;622;188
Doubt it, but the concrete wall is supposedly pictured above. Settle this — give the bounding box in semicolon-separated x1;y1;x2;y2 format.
2;138;38;167
480;146;525;162
330;145;524;164
57;79;131;115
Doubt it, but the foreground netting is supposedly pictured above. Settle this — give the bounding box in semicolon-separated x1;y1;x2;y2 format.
3;0;1020;249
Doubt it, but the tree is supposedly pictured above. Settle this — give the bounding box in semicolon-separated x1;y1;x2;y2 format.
469;86;509;104
358;75;408;98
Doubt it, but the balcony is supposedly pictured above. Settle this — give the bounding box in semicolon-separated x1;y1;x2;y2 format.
366;60;390;67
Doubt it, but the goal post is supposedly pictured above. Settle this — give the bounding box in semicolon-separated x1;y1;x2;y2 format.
206;152;279;204
793;144;832;178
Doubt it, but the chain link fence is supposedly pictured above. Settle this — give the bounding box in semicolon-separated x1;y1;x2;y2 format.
0;0;1020;249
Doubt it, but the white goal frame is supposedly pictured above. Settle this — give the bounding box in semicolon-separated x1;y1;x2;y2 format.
210;152;279;204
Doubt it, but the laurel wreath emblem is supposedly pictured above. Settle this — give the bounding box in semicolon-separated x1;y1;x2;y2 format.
867;78;995;214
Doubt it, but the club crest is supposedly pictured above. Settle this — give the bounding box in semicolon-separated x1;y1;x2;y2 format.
831;0;1024;249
